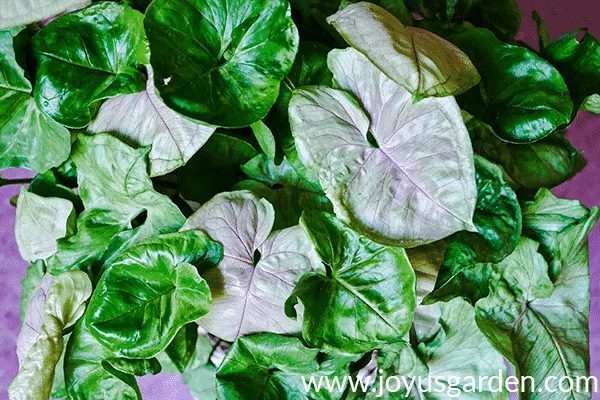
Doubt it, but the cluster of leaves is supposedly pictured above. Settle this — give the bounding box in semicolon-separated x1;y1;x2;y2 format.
3;0;599;399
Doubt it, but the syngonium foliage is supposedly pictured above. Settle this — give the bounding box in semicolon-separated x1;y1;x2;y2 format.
4;1;598;399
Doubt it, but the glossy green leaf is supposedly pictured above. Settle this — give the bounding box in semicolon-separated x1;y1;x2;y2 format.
47;134;185;274
250;120;277;161
145;0;299;127
369;298;508;399
15;187;75;262
87;231;222;358
9;271;92;400
178;133;259;204
265;41;333;182
88;66;216;177
426;25;573;144
425;156;522;304
215;333;321;400
235;154;333;229
0;27;71;172
31;2;147;128
476;200;598;400
105;358;161;377
0;0;89;29
290;47;477;247
182;191;322;341
466;114;586;190
286;211;416;354
582;94;600;114
65;317;142;400
328;3;480;99
543;30;600;107
164;323;198;373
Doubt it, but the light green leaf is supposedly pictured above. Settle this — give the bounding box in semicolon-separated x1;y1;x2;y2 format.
65;318;142;400
370;298;509;399
31;2;147;128
19;260;45;323
425;24;573;144
476;215;598;399
289;47;477;247
86;231;222;358
178;133;259;204
286;211;416;354
425;156;522;304
145;0;299;127
466;114;586;190
88;66;216;177
15;187;75;262
9;271;92;400
47;134;185;274
0;0;89;29
328;2;480;99
235;154;333;229
0;27;71;172
182;191;322;341
250;120;277;161
582;94;600;114
181;334;218;400
215;333;320;400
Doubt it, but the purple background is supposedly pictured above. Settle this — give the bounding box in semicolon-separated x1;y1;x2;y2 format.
0;1;599;399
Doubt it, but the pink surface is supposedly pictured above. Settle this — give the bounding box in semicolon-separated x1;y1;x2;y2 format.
0;1;598;399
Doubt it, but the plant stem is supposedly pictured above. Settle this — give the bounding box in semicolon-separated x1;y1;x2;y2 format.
0;177;33;187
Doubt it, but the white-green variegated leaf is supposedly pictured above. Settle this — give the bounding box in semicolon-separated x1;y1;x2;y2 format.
327;2;480;99
182;191;321;342
289;48;477;247
88;67;216;177
0;0;90;29
15;188;75;262
9;271;92;400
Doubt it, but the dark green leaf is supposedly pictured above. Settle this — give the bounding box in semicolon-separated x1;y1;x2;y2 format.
31;2;147;128
543;29;600;107
47;134;185;274
215;333;321;400
145;0;299;127
106;358;162;377
29;170;83;214
164;323;198;373
425;24;573;143
466;114;586;190
286;211;415;354
87;231;222;358
178;133;258;204
425;156;522;304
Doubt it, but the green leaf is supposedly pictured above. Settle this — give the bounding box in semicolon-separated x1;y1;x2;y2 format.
370;298;509;399
543;30;600;107
476;201;598;400
286;211;416;354
178;133;259;204
31;2;147;128
425;156;522;304
582;94;600;114
145;0;299;127
15;187;75;262
0;0;89;29
86;231;222;358
47;134;185;274
265;41;333;182
181;334;218;400
426;25;573;144
105;358;161;377
328;3;480;99
88;66;216;177
9;271;92;400
289;47;477;247
19;260;46;323
250;120;277;161
182;191;322;341
65;317;142;400
466;114;586;190
29;170;83;214
340;0;413;26
215;333;321;400
0;27;71;172
235;154;333;229
164;323;198;373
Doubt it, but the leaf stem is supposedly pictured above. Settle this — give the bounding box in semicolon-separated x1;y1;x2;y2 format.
0;177;33;187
